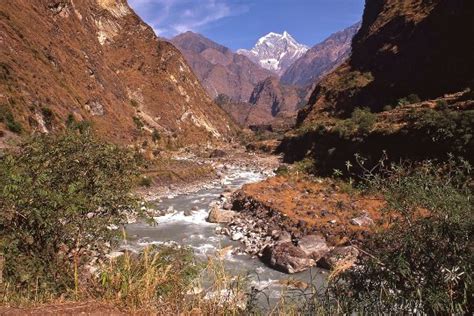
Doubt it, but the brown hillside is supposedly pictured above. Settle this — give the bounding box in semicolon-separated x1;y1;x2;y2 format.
171;31;274;102
0;0;237;145
298;0;474;123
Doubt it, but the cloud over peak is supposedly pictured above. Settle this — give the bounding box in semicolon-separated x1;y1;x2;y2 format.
129;0;248;37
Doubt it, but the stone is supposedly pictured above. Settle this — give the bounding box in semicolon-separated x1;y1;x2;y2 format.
297;235;330;261
207;206;236;223
231;232;244;241
278;231;292;243
106;251;124;259
261;242;315;274
318;246;359;270
350;213;374;226
183;209;194;216
222;202;233;210
209;149;227;158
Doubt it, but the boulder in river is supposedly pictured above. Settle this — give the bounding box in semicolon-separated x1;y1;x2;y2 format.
261;242;315;274
207;205;236;223
318;246;359;270
297;235;330;261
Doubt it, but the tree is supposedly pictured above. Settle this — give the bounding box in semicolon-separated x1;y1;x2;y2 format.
0;130;142;294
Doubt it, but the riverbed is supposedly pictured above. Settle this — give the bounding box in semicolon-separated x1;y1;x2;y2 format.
126;164;326;303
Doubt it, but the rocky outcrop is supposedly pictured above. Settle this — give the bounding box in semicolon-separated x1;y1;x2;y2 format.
170;32;274;102
246;77;303;126
298;0;474;120
0;0;236;144
281;22;360;87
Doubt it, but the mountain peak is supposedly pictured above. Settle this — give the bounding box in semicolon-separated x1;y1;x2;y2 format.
238;31;308;75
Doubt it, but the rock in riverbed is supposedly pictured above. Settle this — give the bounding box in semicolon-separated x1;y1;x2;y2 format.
318;246;359;270
261;242;315;274
297;234;330;261
207;205;236;223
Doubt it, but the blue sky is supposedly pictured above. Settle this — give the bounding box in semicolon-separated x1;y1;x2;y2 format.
128;0;365;51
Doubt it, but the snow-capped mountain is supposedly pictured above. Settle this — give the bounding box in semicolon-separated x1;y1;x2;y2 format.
237;31;309;76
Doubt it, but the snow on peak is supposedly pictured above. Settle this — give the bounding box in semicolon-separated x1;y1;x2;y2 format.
237;31;308;75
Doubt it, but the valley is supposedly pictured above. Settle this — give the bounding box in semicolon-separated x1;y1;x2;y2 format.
0;0;472;314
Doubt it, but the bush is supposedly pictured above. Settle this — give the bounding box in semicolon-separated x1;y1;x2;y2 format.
0;130;142;297
351;107;376;134
406;93;421;103
152;129;161;142
139;176;152;187
319;157;473;314
435;99;448;109
334;107;376;138
133;116;144;130
40;107;54;129
93;246;200;310
407;108;474;154
0;105;22;133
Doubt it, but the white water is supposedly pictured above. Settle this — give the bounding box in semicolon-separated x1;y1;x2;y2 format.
126;166;326;303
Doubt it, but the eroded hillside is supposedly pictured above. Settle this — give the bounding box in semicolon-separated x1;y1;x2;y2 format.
298;0;474;121
0;0;237;146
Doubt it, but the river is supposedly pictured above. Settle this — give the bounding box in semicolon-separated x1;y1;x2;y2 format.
126;164;326;304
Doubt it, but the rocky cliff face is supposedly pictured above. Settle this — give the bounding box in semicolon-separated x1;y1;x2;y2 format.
298;0;474;123
281;23;360;87
0;0;236;145
237;32;308;76
171;32;274;102
246;77;302;126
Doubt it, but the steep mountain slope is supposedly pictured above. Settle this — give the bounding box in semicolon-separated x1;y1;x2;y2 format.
281;23;360;87
215;77;303;128
298;0;474;121
0;0;236;146
237;32;308;76
246;77;302;126
170;32;274;101
280;0;474;171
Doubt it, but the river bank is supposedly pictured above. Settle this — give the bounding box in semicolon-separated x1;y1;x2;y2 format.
125;151;330;304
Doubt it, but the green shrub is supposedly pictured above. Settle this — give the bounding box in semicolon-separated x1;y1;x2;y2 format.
351;107;376;134
0;131;142;297
40;107;54;128
139;176;152;187
319;157;473;314
133;116;144;130
406;93;421;103
397;97;409;106
5;112;22;133
93;246;200;310
275;165;289;176
152;129;161;142
0;105;22;133
435;99;448;109
130;99;139;108
407;108;474;153
334;107;376;138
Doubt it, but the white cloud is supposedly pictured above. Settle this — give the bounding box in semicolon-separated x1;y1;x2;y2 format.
128;0;249;38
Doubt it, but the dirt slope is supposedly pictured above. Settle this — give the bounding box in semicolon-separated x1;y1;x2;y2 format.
0;0;237;145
